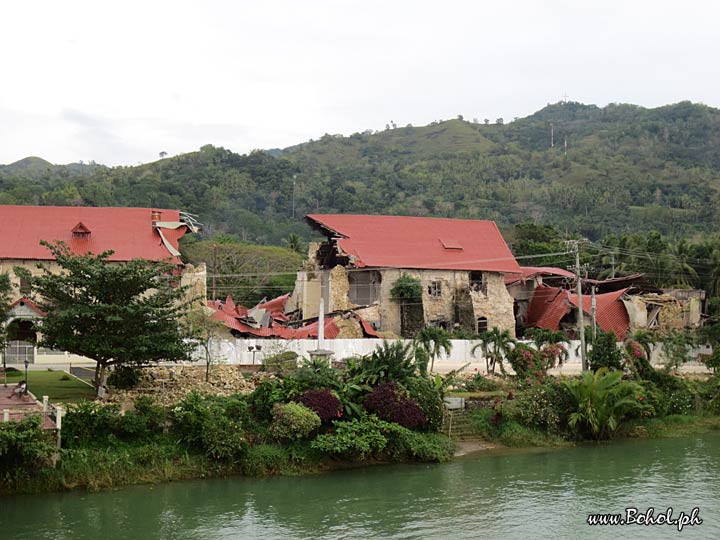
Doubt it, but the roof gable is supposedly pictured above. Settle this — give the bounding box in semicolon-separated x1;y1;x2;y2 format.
0;205;187;263
306;214;521;273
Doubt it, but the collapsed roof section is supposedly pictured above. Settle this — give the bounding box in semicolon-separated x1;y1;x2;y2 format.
305;214;521;273
208;294;380;340
526;285;630;339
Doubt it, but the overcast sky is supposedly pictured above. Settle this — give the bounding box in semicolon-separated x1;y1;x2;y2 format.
2;0;718;166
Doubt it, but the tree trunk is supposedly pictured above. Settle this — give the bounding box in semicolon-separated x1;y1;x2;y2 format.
205;346;211;383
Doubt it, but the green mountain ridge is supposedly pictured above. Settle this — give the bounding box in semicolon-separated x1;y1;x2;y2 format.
1;101;720;245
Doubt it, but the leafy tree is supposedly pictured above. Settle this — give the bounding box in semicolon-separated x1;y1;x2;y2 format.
472;328;515;375
587;329;624;372
23;241;194;391
0;273;12;353
390;274;422;303
184;308;228;382
413;326;452;373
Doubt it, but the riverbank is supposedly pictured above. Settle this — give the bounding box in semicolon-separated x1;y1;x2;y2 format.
4;413;719;496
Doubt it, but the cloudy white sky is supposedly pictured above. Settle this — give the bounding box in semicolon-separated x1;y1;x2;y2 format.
2;0;718;166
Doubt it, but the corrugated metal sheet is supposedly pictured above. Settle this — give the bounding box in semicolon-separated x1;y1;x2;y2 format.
526;285;630;339
0;205;186;263
306;214;520;273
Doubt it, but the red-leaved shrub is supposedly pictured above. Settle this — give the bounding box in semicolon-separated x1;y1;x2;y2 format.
299;389;342;423
363;382;427;429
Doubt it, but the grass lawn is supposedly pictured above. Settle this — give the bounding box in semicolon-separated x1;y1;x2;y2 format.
2;369;95;402
446;390;507;399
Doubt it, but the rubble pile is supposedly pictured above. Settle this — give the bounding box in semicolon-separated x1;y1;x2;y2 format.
107;365;255;406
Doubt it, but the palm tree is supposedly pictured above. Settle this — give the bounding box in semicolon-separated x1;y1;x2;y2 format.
471;328;515;375
413;326;452;374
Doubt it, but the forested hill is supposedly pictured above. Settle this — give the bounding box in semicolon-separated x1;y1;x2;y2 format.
2;100;720;245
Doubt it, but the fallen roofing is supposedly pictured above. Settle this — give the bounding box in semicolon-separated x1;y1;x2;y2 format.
504;266;575;285
305;214;521;273
525;285;630;339
0;205;188;263
208;294;379;339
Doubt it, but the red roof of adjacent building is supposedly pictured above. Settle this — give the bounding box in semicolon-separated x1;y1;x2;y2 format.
305;214;521;273
0;205;187;263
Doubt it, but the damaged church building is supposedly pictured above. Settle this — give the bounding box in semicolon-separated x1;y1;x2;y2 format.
285;214;522;338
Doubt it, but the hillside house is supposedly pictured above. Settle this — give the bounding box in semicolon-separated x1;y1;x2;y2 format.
0;205;204;364
287;214;521;337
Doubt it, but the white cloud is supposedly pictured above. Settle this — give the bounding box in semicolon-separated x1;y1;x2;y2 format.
1;0;719;165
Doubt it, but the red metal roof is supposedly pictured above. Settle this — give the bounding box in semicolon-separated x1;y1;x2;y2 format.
505;266;575;285
306;214;521;273
526;285;630;339
0;205;187;263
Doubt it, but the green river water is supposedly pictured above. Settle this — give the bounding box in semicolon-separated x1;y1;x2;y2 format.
2;432;718;539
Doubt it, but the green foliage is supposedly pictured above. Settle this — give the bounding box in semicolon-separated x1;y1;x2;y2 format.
390;274;422;303
0;416;55;479
514;380;575;434
414;326;452;373
26;241;193;389
587;329;624;372
563;368;652;439
248;379;288;423
0;272;11;352
262;351;299;374
457;371;501;392
660;329;696;370
384;427;454;462
241;444;292;476
311;415;393;459
107;366;142;389
347;340;419;386
284;358;342;393
171;392;246;461
404;377;445;432
472;328;515;375
269;402;321;441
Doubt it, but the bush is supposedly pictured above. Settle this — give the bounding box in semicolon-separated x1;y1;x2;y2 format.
404;377;444;432
63;401;123;446
460;372;500;392
241;444;291;476
299;389;342;423
249;379;287;423
269;402;321;441
384;426;454;462
311;415;391;458
107;366;141;389
0;416;55;477
263;351;299;373
284;358;342;393
564;368;652;440
171;392;246;461
588;330;624;372
506;343;542;381
347;340;418;386
363;382;427;429
514;380;574;433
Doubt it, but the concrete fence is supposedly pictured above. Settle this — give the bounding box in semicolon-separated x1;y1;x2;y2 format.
206;338;713;375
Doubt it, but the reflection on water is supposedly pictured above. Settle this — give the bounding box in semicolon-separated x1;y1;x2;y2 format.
2;433;718;539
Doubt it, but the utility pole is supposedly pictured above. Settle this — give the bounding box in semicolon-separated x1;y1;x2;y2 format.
550;122;554;148
568;240;588;371
610;252;616;279
212;243;218;301
291;174;297;219
591;285;597;342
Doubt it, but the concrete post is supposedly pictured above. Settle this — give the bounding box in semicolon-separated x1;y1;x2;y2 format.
43;395;49;413
3;409;9;423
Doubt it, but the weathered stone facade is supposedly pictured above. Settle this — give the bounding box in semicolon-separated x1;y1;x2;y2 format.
292;258;516;337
